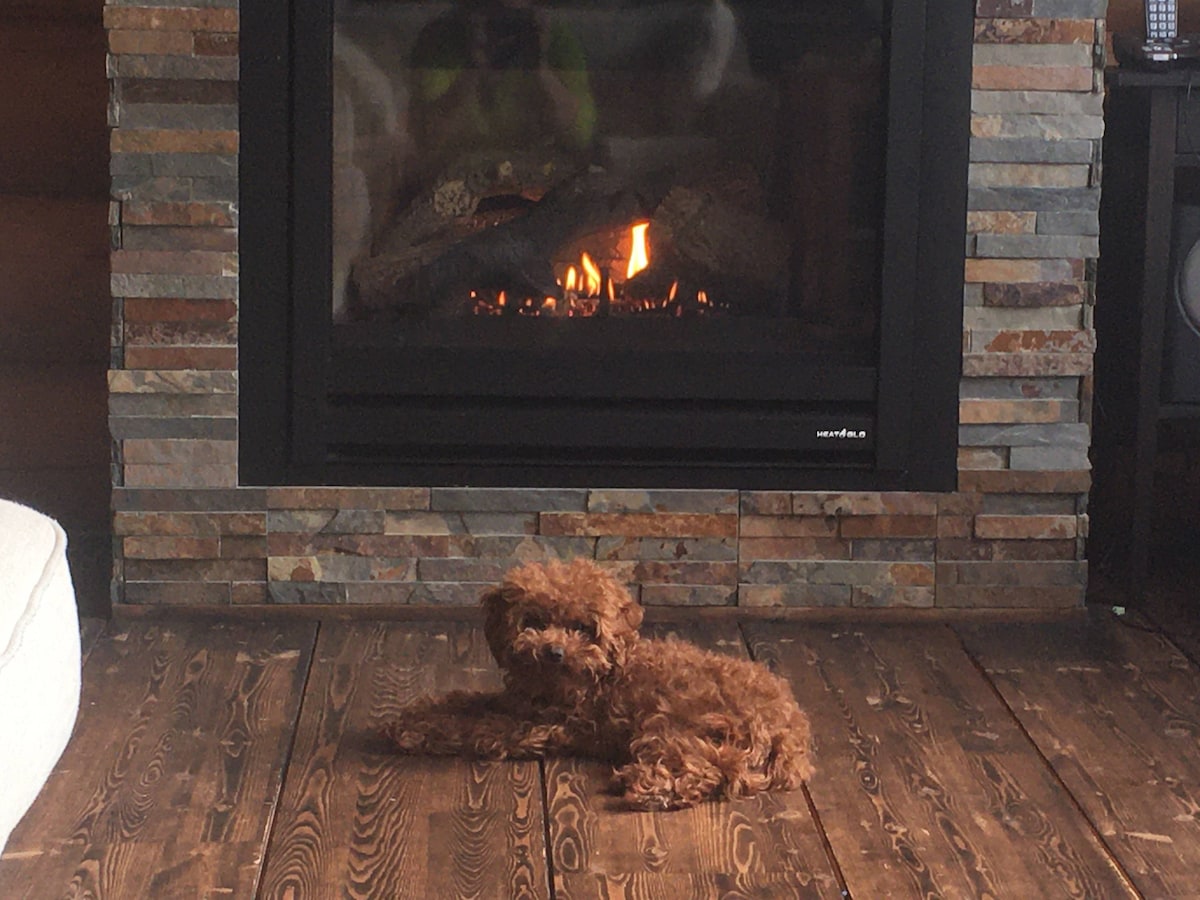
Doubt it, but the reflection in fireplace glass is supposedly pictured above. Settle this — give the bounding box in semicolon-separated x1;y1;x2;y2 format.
332;0;886;349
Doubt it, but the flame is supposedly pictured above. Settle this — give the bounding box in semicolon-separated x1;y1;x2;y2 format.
580;252;602;297
668;280;679;302
607;276;616;302
565;266;577;293
626;222;651;280
698;290;709;306
497;291;507;307
544;296;557;312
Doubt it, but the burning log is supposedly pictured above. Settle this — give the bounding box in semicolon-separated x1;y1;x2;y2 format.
356;167;672;317
648;186;790;314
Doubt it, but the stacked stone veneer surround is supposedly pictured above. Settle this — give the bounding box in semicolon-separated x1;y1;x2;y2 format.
104;0;1105;610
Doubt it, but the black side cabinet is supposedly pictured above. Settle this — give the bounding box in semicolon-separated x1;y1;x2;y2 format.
1094;68;1200;599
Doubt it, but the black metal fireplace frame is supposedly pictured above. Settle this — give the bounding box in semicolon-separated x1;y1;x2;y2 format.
240;0;971;490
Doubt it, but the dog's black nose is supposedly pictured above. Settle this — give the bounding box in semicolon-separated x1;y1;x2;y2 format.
544;645;565;663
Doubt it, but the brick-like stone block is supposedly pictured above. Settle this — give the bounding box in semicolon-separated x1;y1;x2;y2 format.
968;210;1037;233
792;492;939;516
642;584;736;606
936;584;1084;608
937;537;1078;561
124;535;219;558
959;398;1073;424
267;582;350;604
265;488;430;511
104;6;239;32
839;516;939;538
971;89;1103;115
739;537;850;561
740;516;838;538
969;163;1091;189
739;492;792;515
631;560;737;586
974;514;1079;538
738;584;852;608
114;511;265;536
938;559;1087;585
958;469;1091;493
974;18;1095;43
982;282;1084;306
540;513;737;538
588;489;739;514
961;351;1093;377
970;137;1094;164
108;368;237;394
125;581;230;604
965;258;1082;283
596;537;737;561
431;488;586;513
854;585;936;608
267;555;418;583
123;462;237;488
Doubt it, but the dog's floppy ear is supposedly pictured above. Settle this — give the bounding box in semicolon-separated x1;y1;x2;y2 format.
481;587;513;667
621;592;644;633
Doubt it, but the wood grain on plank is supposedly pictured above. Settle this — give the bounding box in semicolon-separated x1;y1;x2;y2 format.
745;622;1136;900
547;622;840;900
0;618;316;899
258;621;549;900
957;614;1200;899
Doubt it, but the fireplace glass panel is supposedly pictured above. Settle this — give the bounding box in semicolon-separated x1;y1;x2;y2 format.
331;0;887;360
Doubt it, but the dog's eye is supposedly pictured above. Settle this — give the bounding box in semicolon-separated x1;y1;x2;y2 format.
572;622;598;641
519;613;546;632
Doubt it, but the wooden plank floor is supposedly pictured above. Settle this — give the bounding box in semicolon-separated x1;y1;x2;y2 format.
4;610;1200;899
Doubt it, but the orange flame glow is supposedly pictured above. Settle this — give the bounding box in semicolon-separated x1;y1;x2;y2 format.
580;253;602;297
626;222;651;280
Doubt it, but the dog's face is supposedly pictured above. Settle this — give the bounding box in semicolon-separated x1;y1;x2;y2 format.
481;559;643;690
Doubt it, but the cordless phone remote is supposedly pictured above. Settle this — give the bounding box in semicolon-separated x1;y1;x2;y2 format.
1146;0;1179;43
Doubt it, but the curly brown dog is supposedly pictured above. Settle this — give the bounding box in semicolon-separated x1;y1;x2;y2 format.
382;558;813;810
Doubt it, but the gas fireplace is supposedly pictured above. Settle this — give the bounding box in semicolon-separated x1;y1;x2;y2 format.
240;0;971;489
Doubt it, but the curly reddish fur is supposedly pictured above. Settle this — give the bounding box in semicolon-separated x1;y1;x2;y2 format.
382;558;813;810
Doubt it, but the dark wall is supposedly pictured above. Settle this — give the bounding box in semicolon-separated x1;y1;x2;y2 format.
0;0;111;615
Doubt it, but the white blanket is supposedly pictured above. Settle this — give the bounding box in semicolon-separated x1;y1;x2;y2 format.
0;499;81;854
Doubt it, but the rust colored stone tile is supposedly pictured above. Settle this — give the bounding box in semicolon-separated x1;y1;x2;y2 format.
121;226;239;252
981;329;1095;354
967;210;1036;234
631;561;737;586
114;511;265;536
123;298;238;323
937;493;985;515
961;352;1093;377
539;513;737;538
220;536;267;559
959;399;1066;424
123;462;237;488
104;6;239;32
231;582;269;605
124;536;220;559
123;346;237;369
888;563;937;586
974;18;1096;44
738;537;851;561
936;584;1083;608
121;200;237;228
965;258;1081;283
958;469;1091;493
112;250;237;276
974;514;1078;539
739;492;792;515
937;538;1078;561
839;516;939;538
109;29;194;56
958;447;1007;470
195;33;238;56
107;369;237;394
983;282;1085;307
853;586;936;609
125;558;265;582
266;487;431;510
269;557;318;582
972;66;1093;92
123;582;230;605
793;492;939;516
124;321;237;347
122;438;237;465
111;128;238;155
740;515;838;538
938;516;974;539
